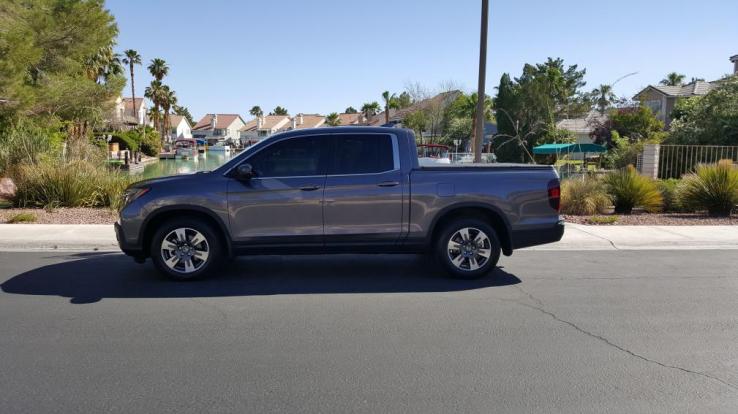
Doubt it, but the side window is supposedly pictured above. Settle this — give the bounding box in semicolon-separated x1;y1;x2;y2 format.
247;136;325;177
330;134;395;175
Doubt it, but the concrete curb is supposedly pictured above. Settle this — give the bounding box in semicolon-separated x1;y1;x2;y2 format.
0;223;736;253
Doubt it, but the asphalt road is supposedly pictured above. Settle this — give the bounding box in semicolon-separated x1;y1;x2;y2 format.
1;250;737;413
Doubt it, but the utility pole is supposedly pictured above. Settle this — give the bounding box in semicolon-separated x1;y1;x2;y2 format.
474;0;489;163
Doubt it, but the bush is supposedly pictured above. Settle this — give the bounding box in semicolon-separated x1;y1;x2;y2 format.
13;159;132;209
0;119;63;174
561;175;611;215
676;160;738;216
7;212;37;223
657;179;687;213
604;165;663;214
102;127;161;157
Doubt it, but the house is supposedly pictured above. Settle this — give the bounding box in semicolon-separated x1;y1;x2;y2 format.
110;97;148;128
168;115;192;141
634;53;738;128
556;111;608;144
239;113;327;144
367;90;462;127
192;114;247;145
337;112;367;126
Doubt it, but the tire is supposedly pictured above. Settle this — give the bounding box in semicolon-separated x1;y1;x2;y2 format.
149;218;224;280
435;218;501;279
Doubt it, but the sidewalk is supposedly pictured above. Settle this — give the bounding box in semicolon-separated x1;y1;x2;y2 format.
0;223;736;252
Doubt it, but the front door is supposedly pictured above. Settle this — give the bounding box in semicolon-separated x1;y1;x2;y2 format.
323;133;404;245
227;135;329;246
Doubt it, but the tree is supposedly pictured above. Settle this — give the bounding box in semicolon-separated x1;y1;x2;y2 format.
325;112;341;126
271;106;288;115
122;49;142;122
397;92;413;108
381;91;400;124
147;58;169;81
250;105;263;117
660;72;686;86
144;80;165;134
590;84;617;114
361;101;380;118
344;106;357;114
667;77;738;146
160;86;177;140
609;106;664;141
403;110;427;143
84;45;123;83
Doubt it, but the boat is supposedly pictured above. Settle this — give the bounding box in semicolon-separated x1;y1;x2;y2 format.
417;144;451;166
174;138;198;159
208;141;232;152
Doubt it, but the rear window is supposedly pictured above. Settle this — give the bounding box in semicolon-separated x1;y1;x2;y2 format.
330;135;394;175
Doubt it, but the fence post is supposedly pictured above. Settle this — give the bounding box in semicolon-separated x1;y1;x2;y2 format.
641;144;660;179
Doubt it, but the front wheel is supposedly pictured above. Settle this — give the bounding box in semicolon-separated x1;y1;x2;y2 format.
150;218;224;280
435;219;501;279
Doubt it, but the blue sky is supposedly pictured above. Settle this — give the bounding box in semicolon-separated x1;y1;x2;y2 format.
108;0;738;121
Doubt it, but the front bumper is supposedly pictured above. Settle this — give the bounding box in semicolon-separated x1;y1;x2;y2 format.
511;220;565;250
115;221;144;257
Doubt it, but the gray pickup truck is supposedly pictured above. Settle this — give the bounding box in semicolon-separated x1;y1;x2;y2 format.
116;127;563;280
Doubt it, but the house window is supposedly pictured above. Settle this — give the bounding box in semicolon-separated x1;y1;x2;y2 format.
644;100;662;115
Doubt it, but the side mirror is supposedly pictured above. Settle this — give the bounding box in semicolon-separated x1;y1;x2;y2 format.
236;163;254;180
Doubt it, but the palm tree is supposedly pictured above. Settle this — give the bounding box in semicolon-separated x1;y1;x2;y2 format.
361;101;381;119
250;105;263;117
381;91;400;124
660;72;686;86
144;80;165;133
325;112;341;126
147;58;169;81
590;84;617;114
160;86;177;140
122;49;142;122
84;46;123;83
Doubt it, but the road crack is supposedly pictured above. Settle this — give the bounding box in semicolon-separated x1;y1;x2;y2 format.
570;226;621;250
512;285;738;392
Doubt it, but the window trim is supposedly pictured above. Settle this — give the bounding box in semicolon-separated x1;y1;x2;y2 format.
223;132;400;179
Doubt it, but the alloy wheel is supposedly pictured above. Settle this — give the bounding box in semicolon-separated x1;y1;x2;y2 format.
446;227;492;271
160;227;210;274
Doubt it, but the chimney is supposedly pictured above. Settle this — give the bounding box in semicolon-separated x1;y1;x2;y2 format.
298;113;304;125
291;116;297;129
211;114;217;130
731;55;738;75
257;115;264;129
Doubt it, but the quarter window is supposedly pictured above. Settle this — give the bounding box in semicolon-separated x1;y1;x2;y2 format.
330;135;395;175
247;136;325;177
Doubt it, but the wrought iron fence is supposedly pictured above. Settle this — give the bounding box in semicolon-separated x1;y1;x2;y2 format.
658;145;738;179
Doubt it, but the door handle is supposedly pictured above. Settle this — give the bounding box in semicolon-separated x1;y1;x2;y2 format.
300;185;321;191
377;181;400;187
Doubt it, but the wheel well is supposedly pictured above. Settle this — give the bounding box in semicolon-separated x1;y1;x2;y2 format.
431;207;512;255
142;209;230;258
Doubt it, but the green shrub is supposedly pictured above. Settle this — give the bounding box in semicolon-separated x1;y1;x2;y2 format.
7;212;37;223
604;165;662;214
0;119;62;174
657;178;688;213
676;160;738;217
561;175;611;215
587;215;619;225
102;127;161;157
13;159;132;209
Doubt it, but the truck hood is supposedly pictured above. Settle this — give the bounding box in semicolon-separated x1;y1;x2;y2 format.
128;172;210;189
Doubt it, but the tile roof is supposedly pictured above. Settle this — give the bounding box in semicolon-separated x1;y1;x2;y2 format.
260;115;290;130
193;114;243;130
641;81;717;98
337;113;362;125
367;90;462;125
556;111;609;134
293;114;325;129
168;115;187;127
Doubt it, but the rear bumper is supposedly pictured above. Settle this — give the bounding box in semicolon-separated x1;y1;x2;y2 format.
511;220;565;250
115;222;144;257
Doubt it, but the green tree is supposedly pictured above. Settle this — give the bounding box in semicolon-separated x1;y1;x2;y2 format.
397;92;413;108
173;104;194;126
147;58;169;81
250;105;263;117
660;72;686;86
381;91;400;124
361;101;380;118
160;86;176;140
144;80;165;134
590;84;617;114
667;77;738;145
121;49;142;119
403;110;427;143
609;106;664;141
325;112;341;126
271;106;288;115
344;106;357;114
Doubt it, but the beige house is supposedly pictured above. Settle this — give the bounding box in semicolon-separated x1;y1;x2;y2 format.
110;97;148;128
192;114;247;145
240;113;328;144
633;81;716;128
168;115;192;141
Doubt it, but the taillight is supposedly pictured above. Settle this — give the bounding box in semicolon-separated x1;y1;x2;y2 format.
548;181;561;212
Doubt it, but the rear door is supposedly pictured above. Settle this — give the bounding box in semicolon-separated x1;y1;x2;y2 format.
323;133;404;245
227;134;329;246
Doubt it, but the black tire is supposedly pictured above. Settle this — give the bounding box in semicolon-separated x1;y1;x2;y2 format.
149;217;225;280
435;218;501;279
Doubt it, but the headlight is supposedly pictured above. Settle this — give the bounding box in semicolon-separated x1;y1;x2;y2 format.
122;187;150;206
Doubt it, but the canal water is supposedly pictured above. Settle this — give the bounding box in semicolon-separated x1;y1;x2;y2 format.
140;152;235;180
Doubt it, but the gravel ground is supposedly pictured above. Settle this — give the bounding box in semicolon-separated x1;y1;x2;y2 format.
0;208;117;224
563;213;738;225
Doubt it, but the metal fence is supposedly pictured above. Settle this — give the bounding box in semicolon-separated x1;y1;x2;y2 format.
658;145;738;179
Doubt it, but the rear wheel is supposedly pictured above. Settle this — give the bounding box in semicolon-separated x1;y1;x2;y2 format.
435;218;501;279
150;218;224;280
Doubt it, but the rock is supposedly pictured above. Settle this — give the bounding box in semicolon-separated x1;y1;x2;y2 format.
0;177;16;199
